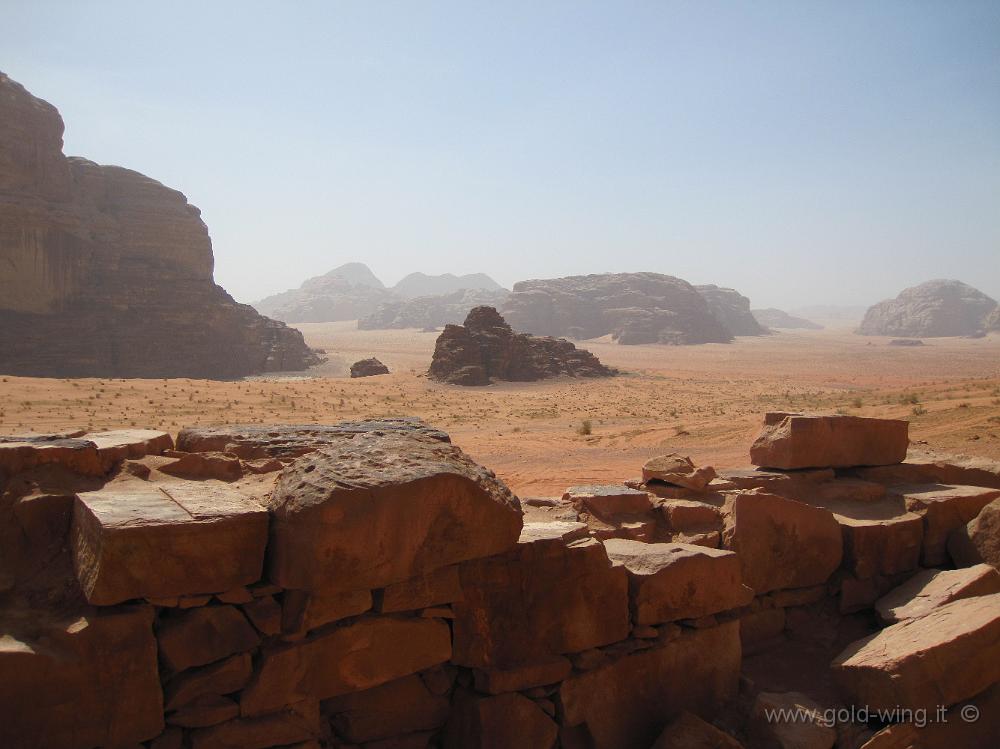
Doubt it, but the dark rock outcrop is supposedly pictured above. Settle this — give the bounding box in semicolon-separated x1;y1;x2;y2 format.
254;263;395;323
350;357;390;378
857;280;998;338
694;285;766;336
0;72;321;378
392;272;505;299
500;273;733;345
359;288;510;330
751;308;823;330
428;307;615;386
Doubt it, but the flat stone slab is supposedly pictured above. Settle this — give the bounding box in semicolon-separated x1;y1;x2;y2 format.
948;497;1000;569
81;429;173;467
604;539;753;624
891;484;1000;566
833;593;1000;711
0;436;103;476
562;485;652;517
875;564;1000;623
750;413;908;470
72;481;269;605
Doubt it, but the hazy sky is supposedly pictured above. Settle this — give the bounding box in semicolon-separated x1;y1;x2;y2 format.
3;1;999;309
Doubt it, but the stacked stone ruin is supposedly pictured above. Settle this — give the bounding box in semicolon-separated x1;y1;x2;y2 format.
1;413;999;748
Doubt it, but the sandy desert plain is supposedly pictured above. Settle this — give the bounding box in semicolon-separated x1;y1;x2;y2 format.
2;323;998;495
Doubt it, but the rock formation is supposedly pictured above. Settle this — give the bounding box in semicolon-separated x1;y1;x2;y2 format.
359;288;510;330
392;272;505;299
694;285;766;336
751;308;823;330
501;272;735;344
0;72;321;378
4;412;1000;747
255;265;506;324
349;357;390;378
857;279;998;338
428;306;615;386
253;263;396;323
986;306;1000;333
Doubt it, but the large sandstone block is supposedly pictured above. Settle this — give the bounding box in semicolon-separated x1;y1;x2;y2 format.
949;497;1000;570
0;605;163;749
378;564;464;613
72;481;269;605
892;484;1000;566
875;564;1000;624
0;435;103;477
267;433;522;592
750;413;908;470
323;673;450;743
157;606;261;673
241;616;451;716
833;593;1000;710
560;622;741;749
604;539;753;624
82;428;174;468
451;522;629;668
563;484;652;517
443;689;559;749
651;711;744;749
722;491;843;594
190;700;321;749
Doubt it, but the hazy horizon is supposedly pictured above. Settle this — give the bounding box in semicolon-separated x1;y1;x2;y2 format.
3;1;998;310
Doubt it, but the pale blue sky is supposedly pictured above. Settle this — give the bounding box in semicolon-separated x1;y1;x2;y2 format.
3;1;998;309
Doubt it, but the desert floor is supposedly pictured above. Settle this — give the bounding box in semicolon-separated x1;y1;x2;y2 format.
2;324;999;495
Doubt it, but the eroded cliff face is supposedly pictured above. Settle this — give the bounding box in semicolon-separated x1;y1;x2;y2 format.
0;72;321;378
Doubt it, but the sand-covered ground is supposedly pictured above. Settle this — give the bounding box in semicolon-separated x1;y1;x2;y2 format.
2;323;998;495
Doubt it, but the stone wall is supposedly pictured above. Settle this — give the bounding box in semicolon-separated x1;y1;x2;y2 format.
2;414;999;748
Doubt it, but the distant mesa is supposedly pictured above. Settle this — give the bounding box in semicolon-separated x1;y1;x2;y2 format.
393;271;505;299
788;305;868;328
500;273;746;345
752;308;824;330
857;279;997;338
695;285;766;337
359;288;510;330
254;264;506;324
0;72;321;378
428;306;615;386
350;357;390;378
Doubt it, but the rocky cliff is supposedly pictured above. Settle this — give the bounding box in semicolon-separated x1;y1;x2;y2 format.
751;308;823;330
428;306;615;385
254;263;396;323
0;72;321;378
392;271;505;299
359;288;510;330
694;285;766;336
857;279;998;338
500;273;734;345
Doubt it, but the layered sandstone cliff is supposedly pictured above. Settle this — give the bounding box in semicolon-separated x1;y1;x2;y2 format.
0;72;321;378
500;273;734;345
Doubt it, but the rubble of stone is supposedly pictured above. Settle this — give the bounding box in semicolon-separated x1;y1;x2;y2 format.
349;357;390;378
428;306;615;386
3;411;1000;748
0;72;322;378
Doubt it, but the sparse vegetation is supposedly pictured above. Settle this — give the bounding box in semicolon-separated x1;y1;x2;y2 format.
576;419;592;436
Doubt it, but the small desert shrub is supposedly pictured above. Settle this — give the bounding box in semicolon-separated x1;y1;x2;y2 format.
851;398;863;408
673;424;690;436
957;402;970;409
912;405;927;416
577;419;593;436
899;393;920;405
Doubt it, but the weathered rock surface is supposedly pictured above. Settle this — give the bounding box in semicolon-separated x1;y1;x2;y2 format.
604;539;753;623
266;432;522;591
72;481;269;605
892;484;1000;566
651;711;744;749
254;262;395;323
723;490;843;594
393;271;505;299
157;605;260;673
857;279;997;338
359;288;510;330
349;357;390;377
175;417;450;458
642;453;717;491
751;691;836;749
559;622;741;749
695;285;767;336
444;689;558;749
751;308;823;330
833;593;1000;710
948;497;1000;570
0;605;163;748
451;522;629;667
0;72;321;378
428;306;614;385
750;413;909;470
855;451;1000;490
562;484;652;517
875;565;1000;623
323;673;451;743
241;616;451;715
500;272;735;344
